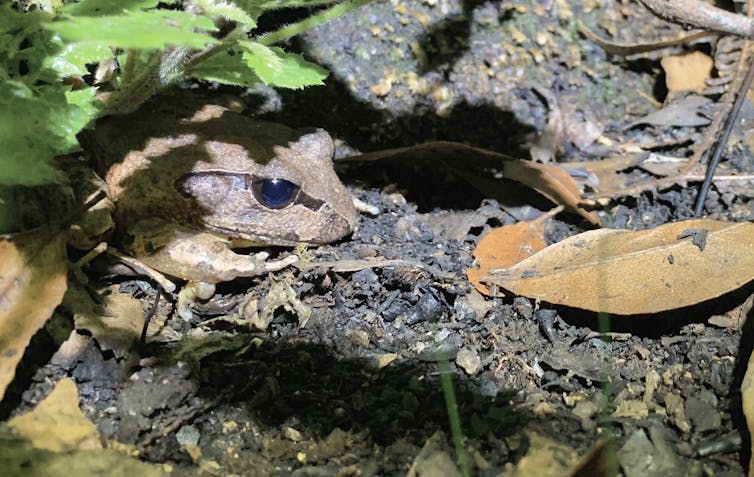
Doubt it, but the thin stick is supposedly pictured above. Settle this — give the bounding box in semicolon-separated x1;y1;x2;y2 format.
695;54;754;214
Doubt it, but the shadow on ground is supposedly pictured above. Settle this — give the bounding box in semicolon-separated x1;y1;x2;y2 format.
179;338;526;445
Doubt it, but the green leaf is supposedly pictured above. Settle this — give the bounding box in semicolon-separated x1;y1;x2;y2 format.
192;0;257;28
18;29;112;81
241;43;327;89
0;5;37;34
189;49;262;87
0;81;92;185
66;87;102;120
243;41;283;71
44;42;113;77
61;0;163;16
47;10;218;50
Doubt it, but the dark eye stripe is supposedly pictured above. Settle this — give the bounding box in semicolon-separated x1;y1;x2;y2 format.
176;171;325;211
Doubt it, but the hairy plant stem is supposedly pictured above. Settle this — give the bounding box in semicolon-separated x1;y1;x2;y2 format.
256;0;372;46
101;0;372;115
101;51;162;116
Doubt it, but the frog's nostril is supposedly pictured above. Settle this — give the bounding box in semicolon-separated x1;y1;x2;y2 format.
252;178;300;209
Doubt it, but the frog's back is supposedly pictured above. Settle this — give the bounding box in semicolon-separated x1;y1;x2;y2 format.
81;93;299;174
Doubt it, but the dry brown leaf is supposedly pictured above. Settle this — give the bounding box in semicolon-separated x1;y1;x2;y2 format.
500;431;578;477
483;219;754;314
561;154;645;195
638;153;689;177
502;160;600;225
707;293;752;329
742;349;754;475
8;377;101;452
68;284;179;356
625;95;712;129
344;141;599;223
0;227;67;401
661;51;713;93
468;208;560;295
70;285;145;357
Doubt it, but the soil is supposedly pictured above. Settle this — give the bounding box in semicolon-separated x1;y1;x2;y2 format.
3;0;754;476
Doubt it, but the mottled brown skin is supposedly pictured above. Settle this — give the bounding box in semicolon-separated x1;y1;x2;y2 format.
87;97;357;318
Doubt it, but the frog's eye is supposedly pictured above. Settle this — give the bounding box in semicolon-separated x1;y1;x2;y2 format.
252;178;301;209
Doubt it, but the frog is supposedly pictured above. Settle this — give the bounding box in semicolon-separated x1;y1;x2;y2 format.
82;95;358;320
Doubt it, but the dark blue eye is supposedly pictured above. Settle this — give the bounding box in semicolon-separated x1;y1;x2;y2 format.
252;178;300;209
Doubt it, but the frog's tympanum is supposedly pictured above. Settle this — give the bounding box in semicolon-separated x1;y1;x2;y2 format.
86;97;357;319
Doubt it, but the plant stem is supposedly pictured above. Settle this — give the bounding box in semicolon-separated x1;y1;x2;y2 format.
437;358;471;477
257;0;373;46
102;51;162;116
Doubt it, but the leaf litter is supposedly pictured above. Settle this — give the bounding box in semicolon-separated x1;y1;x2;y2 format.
0;226;67;401
7;0;754;473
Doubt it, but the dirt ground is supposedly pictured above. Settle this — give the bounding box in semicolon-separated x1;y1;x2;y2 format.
3;0;754;475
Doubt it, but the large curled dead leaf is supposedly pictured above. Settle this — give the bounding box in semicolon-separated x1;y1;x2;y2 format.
483;219;754;314
502;160;599;225
0;226;67;400
346;141;599;224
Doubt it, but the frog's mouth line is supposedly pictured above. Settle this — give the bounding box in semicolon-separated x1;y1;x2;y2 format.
211;211;354;247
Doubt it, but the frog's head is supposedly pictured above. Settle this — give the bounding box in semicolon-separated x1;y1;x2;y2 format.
177;125;357;246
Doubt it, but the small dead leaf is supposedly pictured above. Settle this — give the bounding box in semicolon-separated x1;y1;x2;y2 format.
501;431;578;477
71;287;145;357
707;293;752;329
639;153;689;177
483;219;754;314
468;208;560;294
625;95;712;129
0;227;67;401
256;280;311;330
68;284;179;356
8;378;101;452
661;51;713;93
503;160;600;225
561;154;646;195
375;353;398;368
742;348;754;474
